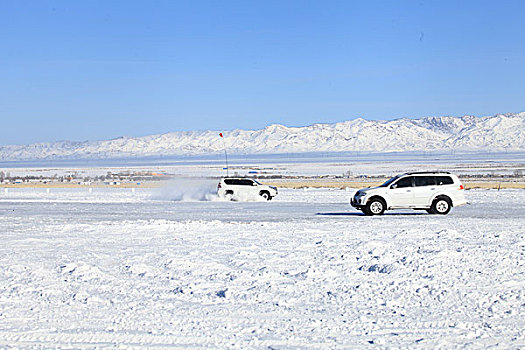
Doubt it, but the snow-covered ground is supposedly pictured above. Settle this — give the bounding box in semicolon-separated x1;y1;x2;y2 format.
3;151;525;180
1;187;524;348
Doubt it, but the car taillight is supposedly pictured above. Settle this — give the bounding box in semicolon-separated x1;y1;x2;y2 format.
218;183;222;189
459;184;464;190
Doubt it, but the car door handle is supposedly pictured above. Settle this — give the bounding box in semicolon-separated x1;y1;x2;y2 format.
406;190;411;192
430;188;436;190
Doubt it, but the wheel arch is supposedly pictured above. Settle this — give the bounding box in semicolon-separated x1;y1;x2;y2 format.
367;195;388;207
432;193;453;207
259;190;271;199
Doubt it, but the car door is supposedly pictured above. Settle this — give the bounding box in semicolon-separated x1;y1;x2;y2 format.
249;180;261;197
388;176;414;207
233;179;247;197
413;176;437;207
242;179;259;197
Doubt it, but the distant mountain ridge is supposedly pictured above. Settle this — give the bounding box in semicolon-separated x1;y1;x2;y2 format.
1;112;524;161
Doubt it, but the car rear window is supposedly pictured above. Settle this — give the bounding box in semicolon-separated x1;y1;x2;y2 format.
436;176;454;185
415;176;436;187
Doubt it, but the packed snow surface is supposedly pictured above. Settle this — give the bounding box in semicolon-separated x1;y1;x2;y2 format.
1;112;524;161
1;188;524;348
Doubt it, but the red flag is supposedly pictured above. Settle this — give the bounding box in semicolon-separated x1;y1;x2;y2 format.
219;133;223;138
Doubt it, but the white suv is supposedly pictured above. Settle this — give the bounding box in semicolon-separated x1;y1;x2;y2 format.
217;178;278;201
351;172;467;215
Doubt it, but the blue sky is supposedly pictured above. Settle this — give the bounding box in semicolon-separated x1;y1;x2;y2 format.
1;0;524;145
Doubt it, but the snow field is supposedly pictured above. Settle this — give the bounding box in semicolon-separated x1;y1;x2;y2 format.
0;188;524;348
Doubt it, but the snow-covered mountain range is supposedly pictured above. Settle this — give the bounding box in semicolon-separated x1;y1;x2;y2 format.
1;113;524;161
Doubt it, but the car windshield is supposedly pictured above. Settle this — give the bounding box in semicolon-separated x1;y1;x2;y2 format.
380;175;400;187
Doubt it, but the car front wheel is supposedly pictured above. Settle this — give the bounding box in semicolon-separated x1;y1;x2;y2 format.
365;198;386;216
260;191;271;200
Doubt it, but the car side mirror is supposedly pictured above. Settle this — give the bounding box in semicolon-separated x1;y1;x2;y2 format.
391;184;397;189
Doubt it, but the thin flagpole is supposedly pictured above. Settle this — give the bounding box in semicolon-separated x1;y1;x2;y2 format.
220;133;229;177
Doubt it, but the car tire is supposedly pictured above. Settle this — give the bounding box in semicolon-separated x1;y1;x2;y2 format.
260;191;271;200
426;208;435;214
431;197;451;215
365;198;386;216
225;191;234;201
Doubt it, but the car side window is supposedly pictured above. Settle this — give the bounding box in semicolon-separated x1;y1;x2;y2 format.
394;177;413;188
415;176;436;187
240;180;254;186
436;176;453;185
224;179;234;185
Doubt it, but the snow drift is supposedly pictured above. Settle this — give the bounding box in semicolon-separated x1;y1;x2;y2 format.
1;187;524;348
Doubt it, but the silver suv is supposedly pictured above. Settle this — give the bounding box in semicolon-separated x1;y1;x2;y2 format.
351;172;467;215
217;178;278;201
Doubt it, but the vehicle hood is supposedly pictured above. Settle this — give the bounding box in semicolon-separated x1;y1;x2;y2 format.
355;186;382;195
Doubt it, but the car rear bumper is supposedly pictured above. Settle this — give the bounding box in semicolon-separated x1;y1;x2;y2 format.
453;198;467;207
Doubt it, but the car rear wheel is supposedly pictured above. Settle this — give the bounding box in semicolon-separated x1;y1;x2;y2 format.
225;191;234;201
431;197;451;215
365;198;386;216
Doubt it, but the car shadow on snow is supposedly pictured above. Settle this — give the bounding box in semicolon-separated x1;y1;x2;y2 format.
316;211;428;216
316;212;364;216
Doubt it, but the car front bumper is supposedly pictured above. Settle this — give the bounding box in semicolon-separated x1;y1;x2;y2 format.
351;197;365;209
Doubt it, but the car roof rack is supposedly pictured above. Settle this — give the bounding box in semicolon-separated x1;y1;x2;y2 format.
404;171;451;175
